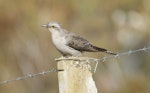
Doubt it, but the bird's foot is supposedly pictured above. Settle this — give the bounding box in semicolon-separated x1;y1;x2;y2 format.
60;56;65;58
58;56;67;60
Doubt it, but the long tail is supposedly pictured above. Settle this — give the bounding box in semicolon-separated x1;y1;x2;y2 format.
92;46;117;55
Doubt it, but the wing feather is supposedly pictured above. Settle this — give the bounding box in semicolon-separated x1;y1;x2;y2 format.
66;35;102;52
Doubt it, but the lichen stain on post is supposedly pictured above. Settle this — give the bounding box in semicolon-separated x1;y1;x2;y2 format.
56;57;98;93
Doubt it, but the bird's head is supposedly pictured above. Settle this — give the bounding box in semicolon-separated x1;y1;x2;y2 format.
41;22;61;31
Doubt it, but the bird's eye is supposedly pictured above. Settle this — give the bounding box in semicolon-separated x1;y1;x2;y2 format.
51;25;56;28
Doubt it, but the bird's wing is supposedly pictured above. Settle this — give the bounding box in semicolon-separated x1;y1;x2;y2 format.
66;35;104;52
66;34;117;55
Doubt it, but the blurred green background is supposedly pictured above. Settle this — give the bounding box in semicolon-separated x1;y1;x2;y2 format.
0;0;150;93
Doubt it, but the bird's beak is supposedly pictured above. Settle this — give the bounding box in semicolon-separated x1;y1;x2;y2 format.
41;24;48;28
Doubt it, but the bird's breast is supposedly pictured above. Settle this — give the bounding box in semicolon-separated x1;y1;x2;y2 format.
51;34;81;56
52;34;66;47
51;34;69;52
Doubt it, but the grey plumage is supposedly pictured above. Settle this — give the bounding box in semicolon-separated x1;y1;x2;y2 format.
42;22;116;56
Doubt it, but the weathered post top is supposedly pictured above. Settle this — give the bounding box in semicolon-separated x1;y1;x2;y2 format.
56;57;98;93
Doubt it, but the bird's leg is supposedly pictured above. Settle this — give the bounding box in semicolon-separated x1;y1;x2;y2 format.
69;55;75;58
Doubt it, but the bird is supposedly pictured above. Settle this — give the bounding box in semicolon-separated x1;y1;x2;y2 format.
41;22;116;57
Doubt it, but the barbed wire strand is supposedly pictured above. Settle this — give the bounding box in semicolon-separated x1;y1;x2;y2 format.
0;46;150;85
0;68;59;85
93;46;150;72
